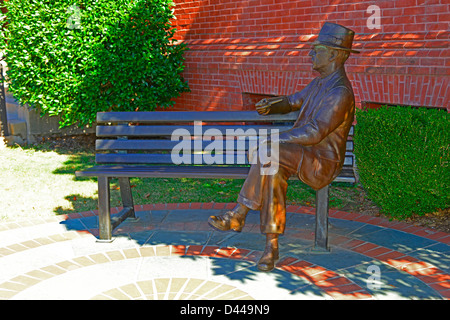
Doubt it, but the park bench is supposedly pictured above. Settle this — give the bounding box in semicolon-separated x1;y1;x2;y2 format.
75;111;356;251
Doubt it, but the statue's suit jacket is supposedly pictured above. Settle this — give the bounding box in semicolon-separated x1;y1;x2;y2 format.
270;66;355;190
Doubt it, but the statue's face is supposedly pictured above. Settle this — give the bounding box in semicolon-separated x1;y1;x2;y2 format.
309;45;332;73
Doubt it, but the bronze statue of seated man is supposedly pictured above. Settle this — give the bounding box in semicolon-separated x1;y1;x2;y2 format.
208;22;359;272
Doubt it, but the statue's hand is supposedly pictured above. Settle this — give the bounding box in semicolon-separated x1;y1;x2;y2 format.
255;98;271;115
255;97;284;115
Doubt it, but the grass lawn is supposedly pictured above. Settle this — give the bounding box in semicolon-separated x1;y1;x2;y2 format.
0;136;362;221
0;142;97;220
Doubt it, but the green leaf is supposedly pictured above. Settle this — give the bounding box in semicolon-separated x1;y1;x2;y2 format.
3;0;189;128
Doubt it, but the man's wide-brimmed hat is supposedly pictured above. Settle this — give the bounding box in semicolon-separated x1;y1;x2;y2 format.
312;22;360;54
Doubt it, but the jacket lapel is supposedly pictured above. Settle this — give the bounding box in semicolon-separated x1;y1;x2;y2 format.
294;68;346;127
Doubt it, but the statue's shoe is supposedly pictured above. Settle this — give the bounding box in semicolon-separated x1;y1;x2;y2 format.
257;245;279;272
208;211;246;232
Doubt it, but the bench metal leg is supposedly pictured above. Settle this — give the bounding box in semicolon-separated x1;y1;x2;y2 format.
314;184;331;252
97;177;138;243
119;177;136;219
97;176;113;242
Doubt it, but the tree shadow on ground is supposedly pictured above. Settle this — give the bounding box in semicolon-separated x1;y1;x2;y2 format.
58;207;449;300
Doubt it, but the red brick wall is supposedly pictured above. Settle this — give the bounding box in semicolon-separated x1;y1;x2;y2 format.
171;0;449;111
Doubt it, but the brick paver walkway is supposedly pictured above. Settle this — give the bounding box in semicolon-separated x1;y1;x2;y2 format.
0;203;449;300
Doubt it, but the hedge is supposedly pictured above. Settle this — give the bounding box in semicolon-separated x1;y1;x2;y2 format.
354;106;449;219
0;0;189;128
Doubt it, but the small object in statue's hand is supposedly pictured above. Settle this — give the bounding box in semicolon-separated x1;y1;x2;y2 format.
256;97;283;115
267;98;283;106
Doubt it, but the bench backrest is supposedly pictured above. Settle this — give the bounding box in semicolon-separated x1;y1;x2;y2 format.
95;111;355;182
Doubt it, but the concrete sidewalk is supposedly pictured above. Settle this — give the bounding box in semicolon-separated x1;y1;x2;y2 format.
0;203;449;300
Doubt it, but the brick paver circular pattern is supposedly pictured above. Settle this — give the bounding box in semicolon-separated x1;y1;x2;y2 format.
0;203;449;300
92;278;253;300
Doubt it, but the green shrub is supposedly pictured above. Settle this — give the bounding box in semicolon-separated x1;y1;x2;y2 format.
0;0;189;128
354;106;449;219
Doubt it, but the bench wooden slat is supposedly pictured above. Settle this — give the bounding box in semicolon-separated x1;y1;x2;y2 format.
96;153;354;166
97;111;300;123
77;165;252;179
96;124;293;138
76;164;356;183
96;153;248;165
96;139;355;152
346;140;353;151
96;139;175;151
96;139;261;151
